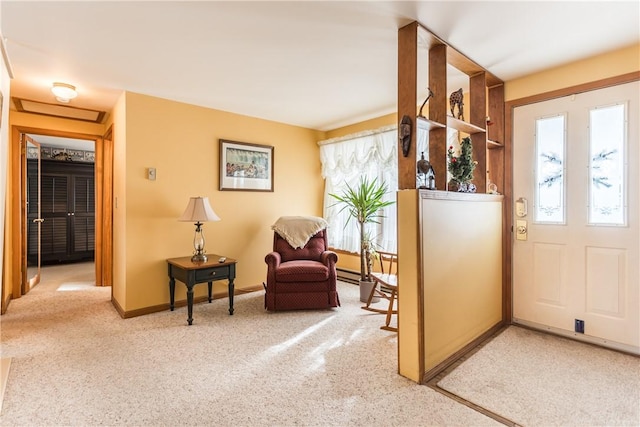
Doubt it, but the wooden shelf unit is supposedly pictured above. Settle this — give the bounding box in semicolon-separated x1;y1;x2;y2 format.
396;22;507;385
417;116;446;132
398;22;505;194
447;116;485;134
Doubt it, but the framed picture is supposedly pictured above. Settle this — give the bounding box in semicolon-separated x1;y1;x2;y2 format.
68;149;84;161
219;139;274;192
27;146;39;159
40;146;52;159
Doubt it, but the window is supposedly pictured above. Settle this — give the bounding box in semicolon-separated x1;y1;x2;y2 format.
535;114;566;223
589;103;626;225
320;125;453;255
320;127;399;254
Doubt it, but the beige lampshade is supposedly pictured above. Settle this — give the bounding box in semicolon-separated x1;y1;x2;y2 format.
178;197;220;222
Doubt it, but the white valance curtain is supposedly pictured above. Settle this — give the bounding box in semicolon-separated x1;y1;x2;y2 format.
319;126;429;254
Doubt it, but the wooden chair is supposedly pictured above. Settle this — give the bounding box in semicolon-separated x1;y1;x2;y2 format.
362;251;398;332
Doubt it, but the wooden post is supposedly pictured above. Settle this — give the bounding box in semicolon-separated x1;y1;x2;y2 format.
428;43;447;190
397;22;418;190
488;84;505;193
470;72;487;192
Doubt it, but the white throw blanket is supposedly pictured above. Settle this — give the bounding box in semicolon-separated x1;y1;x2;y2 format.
271;216;328;249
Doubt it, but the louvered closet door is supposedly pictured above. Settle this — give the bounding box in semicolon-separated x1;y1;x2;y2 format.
40;174;69;260
72;175;95;254
26;161;40;260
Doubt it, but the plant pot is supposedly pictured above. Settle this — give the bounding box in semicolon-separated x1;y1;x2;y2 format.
359;280;380;303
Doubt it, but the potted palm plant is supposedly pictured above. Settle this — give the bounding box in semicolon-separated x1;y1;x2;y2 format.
330;177;395;302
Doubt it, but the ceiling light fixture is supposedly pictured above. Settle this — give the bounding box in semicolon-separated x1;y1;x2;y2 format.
51;82;78;103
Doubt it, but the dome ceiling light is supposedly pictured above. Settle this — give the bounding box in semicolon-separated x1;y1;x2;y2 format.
51;82;78;103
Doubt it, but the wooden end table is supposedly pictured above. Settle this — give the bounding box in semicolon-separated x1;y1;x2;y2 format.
167;255;237;325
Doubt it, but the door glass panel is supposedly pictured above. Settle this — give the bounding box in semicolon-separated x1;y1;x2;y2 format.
535;114;566;223
589;103;626;225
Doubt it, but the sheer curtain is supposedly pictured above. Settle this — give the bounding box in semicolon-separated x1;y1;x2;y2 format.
319;124;449;256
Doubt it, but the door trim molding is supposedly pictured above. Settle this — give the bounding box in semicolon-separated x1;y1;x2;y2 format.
8;125;109;303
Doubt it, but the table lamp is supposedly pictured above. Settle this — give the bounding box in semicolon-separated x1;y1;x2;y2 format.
178;197;220;262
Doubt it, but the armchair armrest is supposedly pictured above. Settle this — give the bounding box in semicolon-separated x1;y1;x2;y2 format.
320;250;338;266
265;251;282;269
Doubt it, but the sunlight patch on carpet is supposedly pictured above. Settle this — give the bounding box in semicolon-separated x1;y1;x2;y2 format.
57;282;97;291
266;314;338;355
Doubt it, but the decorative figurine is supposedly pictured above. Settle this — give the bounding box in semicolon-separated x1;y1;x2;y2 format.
417;87;434;118
449;88;464;121
399;115;412;157
426;165;436;190
417;152;435;190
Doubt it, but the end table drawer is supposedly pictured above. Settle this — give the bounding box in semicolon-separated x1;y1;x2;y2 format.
195;266;229;282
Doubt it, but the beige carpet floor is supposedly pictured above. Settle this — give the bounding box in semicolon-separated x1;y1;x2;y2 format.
437;326;640;426
0;262;500;427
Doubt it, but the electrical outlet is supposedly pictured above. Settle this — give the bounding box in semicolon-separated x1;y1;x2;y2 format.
574;319;584;334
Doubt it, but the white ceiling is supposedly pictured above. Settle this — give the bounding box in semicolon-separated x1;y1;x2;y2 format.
2;1;639;132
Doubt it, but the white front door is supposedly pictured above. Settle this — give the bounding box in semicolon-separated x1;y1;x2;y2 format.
513;81;639;354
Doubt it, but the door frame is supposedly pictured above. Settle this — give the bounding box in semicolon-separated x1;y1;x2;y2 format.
9;125;114;301
503;71;640;322
23;135;42;293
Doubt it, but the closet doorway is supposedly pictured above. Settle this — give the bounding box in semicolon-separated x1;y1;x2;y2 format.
24;133;96;292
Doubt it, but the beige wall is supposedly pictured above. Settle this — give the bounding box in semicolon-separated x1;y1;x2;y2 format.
397;189;421;382
0;32;10;308
111;93;127;308
505;43;639;101
324;112;396;140
421;193;503;372
113;92;325;312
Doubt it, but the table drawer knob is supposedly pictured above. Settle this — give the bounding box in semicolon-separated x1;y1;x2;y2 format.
210;272;216;276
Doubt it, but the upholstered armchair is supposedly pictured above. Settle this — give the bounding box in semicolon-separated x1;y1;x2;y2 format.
264;216;340;311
